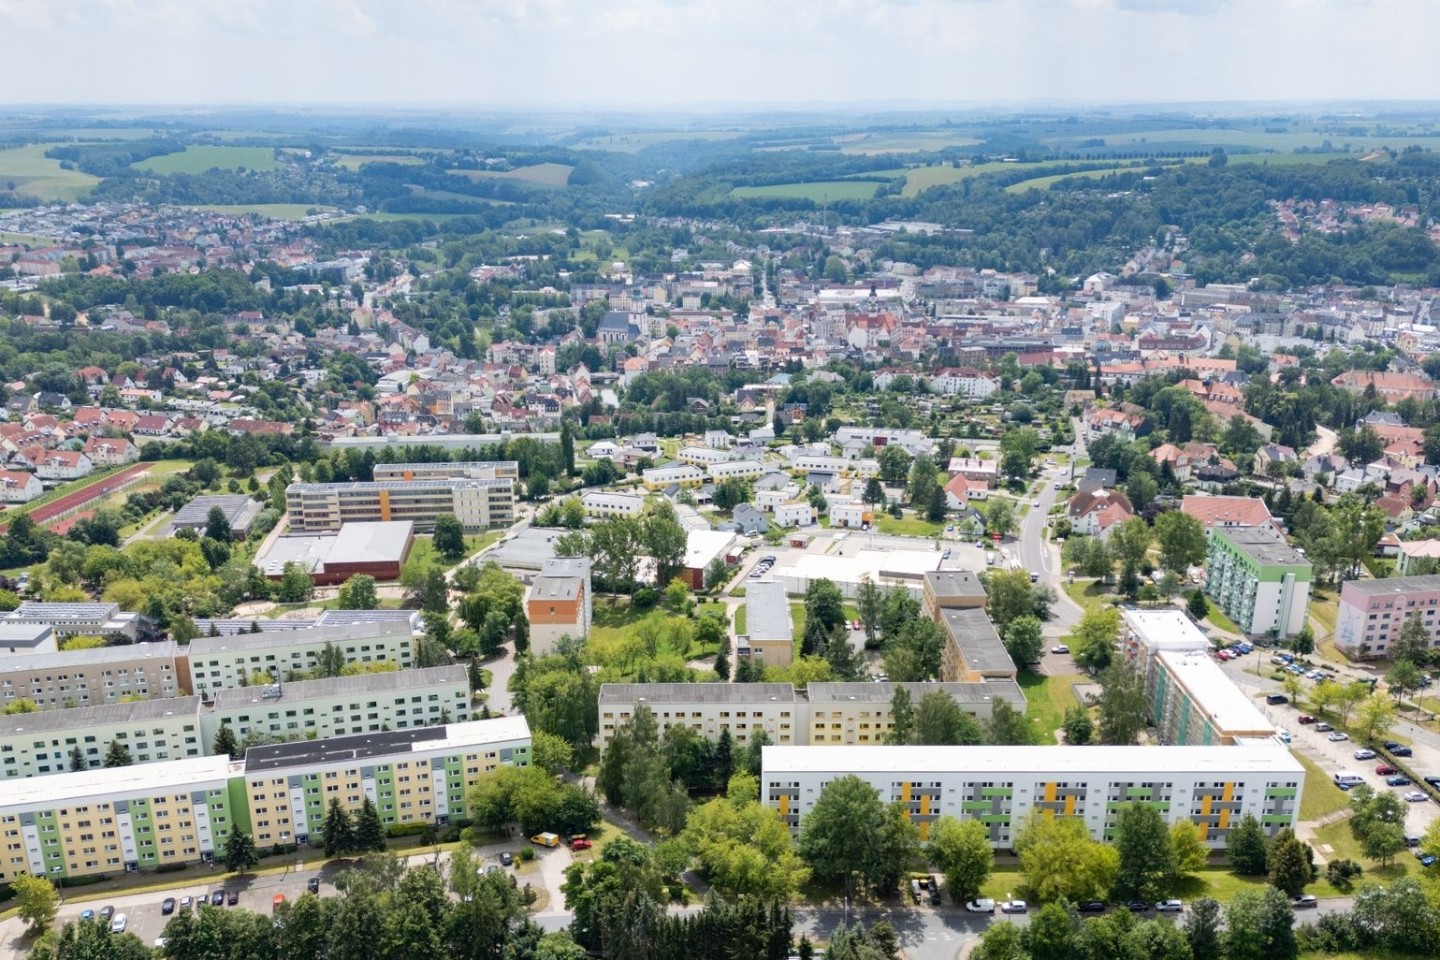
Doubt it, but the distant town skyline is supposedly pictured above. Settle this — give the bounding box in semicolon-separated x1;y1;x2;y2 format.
1;0;1437;108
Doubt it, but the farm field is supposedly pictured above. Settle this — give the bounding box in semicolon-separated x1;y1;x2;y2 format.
834;131;981;154
192;204;338;220
1041;125;1440;153
900;161;1039;196
134;145;279;174
0;143;101;201
574;130;743;152
448;162;573;187
731;180;880;202
332;153;426;171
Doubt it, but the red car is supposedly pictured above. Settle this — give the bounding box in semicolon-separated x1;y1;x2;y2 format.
569;835;592;851
1297;715;1316;725
1377;764;1399;776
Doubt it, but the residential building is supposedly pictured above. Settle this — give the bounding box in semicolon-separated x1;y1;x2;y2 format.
938;607;1016;682
35;450;92;481
1204;527;1312;638
0;469;43;504
370;461;520;482
598;682;800;749
580;491;645;518
1336;575;1440;659
183;620;417;697
1398;540;1440;576
1067;489;1134;538
676;446;735;468
641;464;705;489
1;602;142;640
201;664;471;745
1181;494;1277;533
81;437;138;467
0;697;204;779
0;641;182;711
804;682;1026;745
829;499;873;529
730;503;768;535
761;743;1303;847
0;625;55;656
740;580;793;667
1331;370;1438;403
921;569;988;620
286;477;516;533
773;501;819;528
527;557;593;655
1150;650;1278;745
707;458;766;482
164;495;265;539
930;368;999;400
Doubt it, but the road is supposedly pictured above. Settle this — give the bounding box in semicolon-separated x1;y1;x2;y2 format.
1014;453;1082;630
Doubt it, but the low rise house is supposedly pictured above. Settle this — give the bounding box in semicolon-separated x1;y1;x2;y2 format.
0;469;42;504
34;450;92;481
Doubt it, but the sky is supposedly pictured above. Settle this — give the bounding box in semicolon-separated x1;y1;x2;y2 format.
0;0;1436;108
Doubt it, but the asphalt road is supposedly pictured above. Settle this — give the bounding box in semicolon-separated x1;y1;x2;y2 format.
1014;456;1081;629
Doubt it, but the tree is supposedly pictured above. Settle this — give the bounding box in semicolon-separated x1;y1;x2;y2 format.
1266;827;1312;896
643;503;689;587
1114;802;1176;900
1385;658;1423;703
432;513;466;561
1062;705;1093;744
1222;886;1297;960
355;797;386;852
222;828;260;873
972;923;1027;960
985;699;1033;745
856;576;884;647
13;873;59;934
985;497;1016;540
277;560;314;603
322;798;356;858
1187;589;1209;621
877;445;912;484
927;816;993;902
678;773;811;899
1096;658;1147;745
530;729;575;775
1022;901;1077;960
1153;510;1206;573
803;578;846;635
984;568;1047;635
1184;897;1223;960
887;686;915;745
1349;784;1407;867
1072;605;1120;673
882;618;944;681
1170;820;1209;878
925;482;947;523
798;775;918;895
103;738;132;767
1353;691;1397;745
204;505;232;542
999;426;1039;481
862;477;885;507
214;722;240;760
67;745;87;771
1003;614;1044;668
1014;811;1118;903
913;689;983;745
1390;610;1430;667
338;574;379;610
1226;813;1269;875
1108;517;1153;597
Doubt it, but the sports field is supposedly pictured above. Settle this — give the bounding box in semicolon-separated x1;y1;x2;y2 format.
0;143;101;201
134;145;279;174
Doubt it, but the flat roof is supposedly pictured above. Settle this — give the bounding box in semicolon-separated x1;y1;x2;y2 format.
786;548;945;585
0;755;236;813
316;609;422;628
187;619;415;657
541;557;590;578
259;534;331;574
1123;608;1210;651
762;743;1304;776
923;569;987;600
167;494;262;531
940;607;1015;674
1157;650;1277;736
0;624;53;646
745;580;792;642
684;529;736;570
243;715;530;772
807;680;1027;710
0;696;202;736
207;664;467;710
6;601;119;621
599;682;797;706
0;639;177;672
489;527;562;571
1341;574;1440;597
288;477;512;494
1217;526;1311;567
193;619;319;636
530;576;580;601
328;520;414;563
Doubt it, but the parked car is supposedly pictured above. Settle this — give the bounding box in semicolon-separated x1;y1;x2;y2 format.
99;906;115;924
1376;764;1398;776
110;914;128;934
1417;852;1439;868
307;877;321;894
161;898;176;916
1297;715;1316;725
1000;900;1028;914
1404;791;1430;803
1125;900;1151;912
1155;900;1184;912
179;896;193;912
928;880;942;906
1265;694;1288;705
1354;749;1377;760
965;899;996;913
569;835;593;851
80;910;95;922
1291;894;1318;910
211;890;225;907
1405;834;1422;848
1314;722;1333;732
1387;775;1413;787
1077;901;1108;913
227;890;239;906
1051;644;1070;655
1328;731;1350;742
1383;741;1411;755
499;852;514;867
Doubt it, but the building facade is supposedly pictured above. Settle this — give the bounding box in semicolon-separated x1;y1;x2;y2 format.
286;478;516;533
371;461;520;482
0;641;182;711
1336;574;1440;659
183;621;417;697
1;697;204;779
580;491;645;518
526;558;593;655
761;744;1303;848
1204;527;1312;638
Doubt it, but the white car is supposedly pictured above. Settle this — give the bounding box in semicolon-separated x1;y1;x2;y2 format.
965;898;996;913
1355;748;1377;760
1051;644;1070;655
1404;791;1430;803
1154;900;1184;912
1327;731;1349;742
110;913;128;933
1000;900;1028;914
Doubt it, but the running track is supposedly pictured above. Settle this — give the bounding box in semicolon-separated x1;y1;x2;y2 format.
0;462;152;535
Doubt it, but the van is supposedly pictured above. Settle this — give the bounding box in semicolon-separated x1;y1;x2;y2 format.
1333;772;1365;788
530;832;561;848
1265;693;1288;705
986;552;996;566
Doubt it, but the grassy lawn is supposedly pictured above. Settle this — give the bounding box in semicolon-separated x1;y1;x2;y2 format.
734;605;747;636
135;145;278;174
1019;672;1082;744
1295;752;1351;822
1062;578;1113;613
874;513;945;538
0;143;101;201
731;180;880;202
447;162;573;188
1205;606;1243;635
984;863;1344;904
790;603;807;641
1314;820;1415;883
402;532;498;579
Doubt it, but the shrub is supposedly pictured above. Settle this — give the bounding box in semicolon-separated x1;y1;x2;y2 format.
518;846;536;863
153;863;189;875
1325;858;1363;889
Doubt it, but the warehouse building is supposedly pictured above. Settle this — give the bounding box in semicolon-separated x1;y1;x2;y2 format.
761;743;1303;848
0;697;204;779
286;477;515;533
256;520;415;584
0;641;182;711
183;620;417;697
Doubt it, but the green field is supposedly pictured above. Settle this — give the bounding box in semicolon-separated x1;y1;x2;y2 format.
0;229;56;246
573;130;743;153
448;162;574;188
0;143;101;201
135;145;279;174
731;180;881;202
333;153;425;171
1041;125;1440;154
834;131;981;154
1005;165;1145;193
1019;672;1082;744
192;204;338;220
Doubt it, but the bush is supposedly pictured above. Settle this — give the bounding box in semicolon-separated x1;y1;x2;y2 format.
1326;858;1364;889
59;873;113;886
387;823;430;838
518;846;536;863
153;862;189;875
632;587;660;610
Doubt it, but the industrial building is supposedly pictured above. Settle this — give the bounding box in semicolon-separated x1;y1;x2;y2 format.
0;641;182;711
286;477;515;533
1204;527;1312;638
0;697;204;779
775;546;955;600
183;620;417;697
1335;574;1440;659
256;520;416;584
526;557;593;655
761;743;1303;848
165;494;264;539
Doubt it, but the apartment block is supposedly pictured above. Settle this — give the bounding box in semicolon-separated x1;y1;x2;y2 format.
707;459;766;482
1150;650;1277;746
0;641;182;711
286;477;515;533
804;682;1026;745
241;717;531;846
371;461;520;482
761;744;1303;848
641;464;705;489
0;697;204;779
183;620;417;697
580;491;645;518
526;557;593;656
921;569;988;620
1204;527;1312;638
200;665;472;745
938;607;1016;682
739;580;793;667
1336;574;1440;659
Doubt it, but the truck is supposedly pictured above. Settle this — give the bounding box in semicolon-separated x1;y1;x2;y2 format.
530;832;561;848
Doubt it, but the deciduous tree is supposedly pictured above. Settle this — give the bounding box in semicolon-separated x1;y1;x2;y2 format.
926;816;993;902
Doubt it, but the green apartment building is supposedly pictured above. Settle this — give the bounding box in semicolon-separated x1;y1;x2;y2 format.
1204;527;1312;638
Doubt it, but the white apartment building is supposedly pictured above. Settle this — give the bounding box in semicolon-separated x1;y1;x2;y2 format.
677;446;736;467
930;368;1000;400
641;465;705;489
200;664;471;745
774;501;819;528
762;744;1303;848
707;459;766;482
371;461;520;482
0;470;42;504
184;621;417;697
580;491;645;518
1;697;204;779
286;478;516;533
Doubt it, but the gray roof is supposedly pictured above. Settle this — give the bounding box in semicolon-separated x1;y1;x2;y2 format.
244;725;449;772
208;664;467;710
328;521;415;563
0;624;53;649
1217;526;1311;567
187;619;415;657
599;682;797;706
923;569;986;601
807;681;1027;711
1338;574;1440;597
317;609;423;628
489;527;563;572
0;640;177;672
0;696;202;736
166;495;263;534
530;576;580;601
745;580;792;642
193;619;319;636
940;607;1015;675
7;602;119;622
